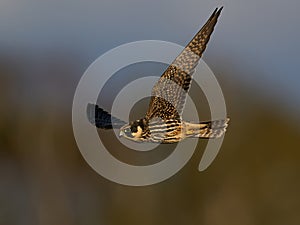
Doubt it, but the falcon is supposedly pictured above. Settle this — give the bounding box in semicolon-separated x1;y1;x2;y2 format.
87;7;229;143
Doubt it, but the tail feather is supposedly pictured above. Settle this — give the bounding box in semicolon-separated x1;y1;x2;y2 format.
192;118;230;138
199;118;229;138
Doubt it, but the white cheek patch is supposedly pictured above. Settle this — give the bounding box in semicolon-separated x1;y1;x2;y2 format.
131;126;143;138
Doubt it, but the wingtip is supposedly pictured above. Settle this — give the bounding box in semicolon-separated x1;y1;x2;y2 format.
216;6;223;16
213;6;223;12
87;102;94;108
87;103;96;125
210;7;223;21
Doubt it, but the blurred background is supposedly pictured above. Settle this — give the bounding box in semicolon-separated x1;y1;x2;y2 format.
1;0;300;224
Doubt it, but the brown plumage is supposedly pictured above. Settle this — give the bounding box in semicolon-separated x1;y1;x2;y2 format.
146;7;223;121
87;7;230;143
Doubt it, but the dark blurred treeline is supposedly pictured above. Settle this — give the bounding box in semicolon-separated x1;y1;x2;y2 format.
0;54;300;225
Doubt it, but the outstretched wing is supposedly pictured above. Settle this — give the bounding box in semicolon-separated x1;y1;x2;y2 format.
87;103;126;129
145;7;223;121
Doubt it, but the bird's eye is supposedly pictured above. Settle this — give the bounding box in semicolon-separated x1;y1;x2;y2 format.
124;128;131;134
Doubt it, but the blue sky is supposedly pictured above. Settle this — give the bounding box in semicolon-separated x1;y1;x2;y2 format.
1;0;299;116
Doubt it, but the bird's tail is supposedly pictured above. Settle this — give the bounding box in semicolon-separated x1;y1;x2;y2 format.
186;118;230;139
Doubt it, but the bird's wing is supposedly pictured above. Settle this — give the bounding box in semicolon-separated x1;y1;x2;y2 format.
145;7;223;121
87;103;126;129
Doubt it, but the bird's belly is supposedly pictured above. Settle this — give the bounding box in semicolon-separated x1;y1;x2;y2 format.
149;125;184;143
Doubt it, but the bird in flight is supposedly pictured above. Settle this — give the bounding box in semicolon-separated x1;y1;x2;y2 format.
87;7;229;143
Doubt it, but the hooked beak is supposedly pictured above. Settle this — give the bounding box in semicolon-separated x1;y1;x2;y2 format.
119;130;124;137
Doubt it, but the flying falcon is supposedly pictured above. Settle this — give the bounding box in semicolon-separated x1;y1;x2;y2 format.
87;7;229;143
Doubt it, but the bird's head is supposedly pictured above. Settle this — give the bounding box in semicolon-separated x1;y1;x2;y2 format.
119;119;147;142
